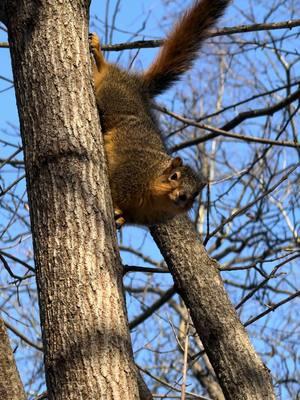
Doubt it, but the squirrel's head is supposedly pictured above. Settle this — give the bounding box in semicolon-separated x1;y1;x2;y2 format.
152;157;206;214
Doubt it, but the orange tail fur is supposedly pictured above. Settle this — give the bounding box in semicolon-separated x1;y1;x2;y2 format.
143;0;230;96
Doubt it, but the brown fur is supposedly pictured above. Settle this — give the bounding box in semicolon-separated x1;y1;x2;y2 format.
144;0;231;96
89;0;230;227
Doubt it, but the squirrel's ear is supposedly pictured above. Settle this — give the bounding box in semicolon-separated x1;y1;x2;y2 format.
171;157;183;168
163;157;183;176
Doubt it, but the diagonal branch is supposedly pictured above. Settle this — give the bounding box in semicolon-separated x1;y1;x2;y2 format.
204;163;299;244
0;317;26;400
150;215;276;399
164;88;300;152
221;87;300;132
129;286;176;330
244;290;300;327
3;319;43;352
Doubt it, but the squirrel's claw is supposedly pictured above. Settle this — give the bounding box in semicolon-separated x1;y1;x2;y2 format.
89;32;100;52
115;218;125;230
114;208;125;229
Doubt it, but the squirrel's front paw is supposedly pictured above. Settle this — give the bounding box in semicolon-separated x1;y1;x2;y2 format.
114;208;125;229
89;32;101;53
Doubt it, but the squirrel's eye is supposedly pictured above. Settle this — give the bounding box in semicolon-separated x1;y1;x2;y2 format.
179;194;187;202
169;172;179;180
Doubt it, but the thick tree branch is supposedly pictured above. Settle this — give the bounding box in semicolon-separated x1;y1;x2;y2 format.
0;316;26;400
137;370;153;400
150;216;275;399
6;1;139;398
0;4;6;25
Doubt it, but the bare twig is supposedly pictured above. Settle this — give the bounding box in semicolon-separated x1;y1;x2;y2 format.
0;174;26;197
0;253;29;280
129;286;176;330
156;88;300;152
4;319;43;351
0;147;23;170
0;250;35;272
204;163;300;244
137;365;212;400
181;318;190;400
235;253;300;309
1;19;300;50
244;290;300;327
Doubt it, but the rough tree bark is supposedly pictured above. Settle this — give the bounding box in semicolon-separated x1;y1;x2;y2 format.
0;317;26;400
151;216;276;400
3;1;139;399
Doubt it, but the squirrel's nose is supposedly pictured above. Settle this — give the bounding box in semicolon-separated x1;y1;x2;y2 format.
174;192;188;207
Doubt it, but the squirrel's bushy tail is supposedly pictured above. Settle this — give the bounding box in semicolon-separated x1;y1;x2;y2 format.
143;0;230;96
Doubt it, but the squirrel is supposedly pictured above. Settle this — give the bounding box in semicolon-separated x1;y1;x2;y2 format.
89;0;230;227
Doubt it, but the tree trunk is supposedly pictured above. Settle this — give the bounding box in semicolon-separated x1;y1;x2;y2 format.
0;317;26;400
4;1;139;399
151;215;275;400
